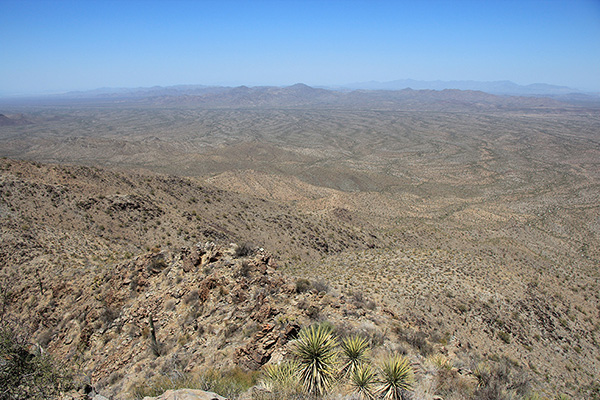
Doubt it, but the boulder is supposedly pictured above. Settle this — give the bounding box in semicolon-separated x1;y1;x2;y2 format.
142;389;227;400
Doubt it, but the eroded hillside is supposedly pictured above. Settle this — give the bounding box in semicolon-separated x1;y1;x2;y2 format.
0;159;386;272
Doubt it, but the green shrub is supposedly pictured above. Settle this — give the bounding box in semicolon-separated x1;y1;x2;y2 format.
129;368;257;400
0;324;74;400
498;331;512;344
234;242;254;257
295;278;311;293
426;353;453;371
472;357;533;400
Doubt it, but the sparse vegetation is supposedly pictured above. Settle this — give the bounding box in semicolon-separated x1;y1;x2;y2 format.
234;242;254;257
259;361;301;396
498;330;512;344
0;323;74;399
129;368;258;400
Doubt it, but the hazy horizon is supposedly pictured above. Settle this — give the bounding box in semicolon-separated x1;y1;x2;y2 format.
1;0;599;96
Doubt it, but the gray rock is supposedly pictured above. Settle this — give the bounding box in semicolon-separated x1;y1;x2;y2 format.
142;389;227;400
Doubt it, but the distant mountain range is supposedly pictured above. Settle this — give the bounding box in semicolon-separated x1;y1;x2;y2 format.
330;79;600;106
60;80;594;98
334;79;587;95
62;83;593;110
3;81;600;108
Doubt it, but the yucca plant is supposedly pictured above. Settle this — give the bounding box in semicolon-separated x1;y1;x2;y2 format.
350;362;377;400
473;361;491;388
340;335;370;378
425;353;453;371
377;354;414;400
291;324;339;397
260;361;300;394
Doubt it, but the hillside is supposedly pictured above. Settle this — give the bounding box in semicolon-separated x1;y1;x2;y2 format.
1;158;599;399
0;159;386;271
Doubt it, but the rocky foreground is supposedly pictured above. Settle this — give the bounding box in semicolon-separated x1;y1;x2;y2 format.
5;240;488;399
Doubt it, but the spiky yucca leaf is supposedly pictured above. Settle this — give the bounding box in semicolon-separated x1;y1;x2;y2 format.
340;335;370;378
291;324;339;396
378;354;414;400
350;363;377;400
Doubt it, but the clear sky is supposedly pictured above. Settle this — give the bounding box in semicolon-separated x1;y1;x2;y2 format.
1;0;599;95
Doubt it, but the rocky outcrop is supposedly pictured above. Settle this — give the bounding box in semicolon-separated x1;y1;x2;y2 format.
234;322;300;370
1;240;391;399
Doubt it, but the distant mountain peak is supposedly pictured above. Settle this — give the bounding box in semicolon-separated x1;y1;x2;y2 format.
288;83;312;89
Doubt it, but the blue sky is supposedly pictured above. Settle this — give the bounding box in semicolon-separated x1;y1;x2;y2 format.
1;0;599;95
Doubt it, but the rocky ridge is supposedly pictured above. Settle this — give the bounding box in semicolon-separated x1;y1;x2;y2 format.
3;240;450;399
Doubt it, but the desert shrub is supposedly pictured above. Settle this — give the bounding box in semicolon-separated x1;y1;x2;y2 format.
129;373;190;399
295;278;311;293
0;324;74;400
351;290;365;306
498;330;511;344
408;331;433;356
148;255;168;273
312;279;329;294
234;242;254;257
297;299;309;310
377;354;414;400
474;361;492;387
306;305;321;320
472;357;533;400
433;367;467;398
581;380;600;400
291;323;339;396
555;395;571;400
201;368;258;398
393;326;433;356
237;260;252;278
